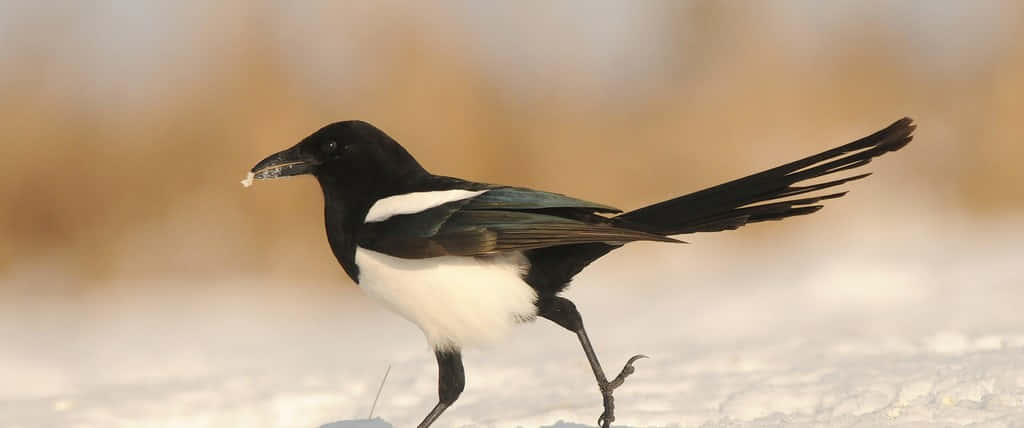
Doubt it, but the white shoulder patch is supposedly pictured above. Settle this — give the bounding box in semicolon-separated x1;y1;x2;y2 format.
364;189;487;223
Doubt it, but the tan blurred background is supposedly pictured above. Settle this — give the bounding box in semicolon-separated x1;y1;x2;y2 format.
2;2;1022;291
3;2;1024;425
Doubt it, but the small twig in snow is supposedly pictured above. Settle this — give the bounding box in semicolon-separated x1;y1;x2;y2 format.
368;364;392;419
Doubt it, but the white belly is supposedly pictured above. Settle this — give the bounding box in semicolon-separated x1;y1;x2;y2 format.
354;248;538;350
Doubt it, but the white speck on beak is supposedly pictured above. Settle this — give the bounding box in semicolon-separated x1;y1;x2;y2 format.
241;172;255;188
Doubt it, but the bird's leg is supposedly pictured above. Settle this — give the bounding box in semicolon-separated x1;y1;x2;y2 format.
537;296;646;428
417;349;464;428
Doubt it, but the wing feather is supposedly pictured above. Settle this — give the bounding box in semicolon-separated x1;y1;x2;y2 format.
461;187;621;213
358;192;676;259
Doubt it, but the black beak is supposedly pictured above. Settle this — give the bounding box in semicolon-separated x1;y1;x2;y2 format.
249;145;317;181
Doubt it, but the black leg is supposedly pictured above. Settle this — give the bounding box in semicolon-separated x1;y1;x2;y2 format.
417;349;465;428
537;296;646;428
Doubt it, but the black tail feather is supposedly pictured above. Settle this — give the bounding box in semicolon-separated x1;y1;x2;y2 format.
615;117;915;235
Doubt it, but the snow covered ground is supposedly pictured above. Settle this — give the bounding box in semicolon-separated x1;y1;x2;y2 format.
3;214;1023;427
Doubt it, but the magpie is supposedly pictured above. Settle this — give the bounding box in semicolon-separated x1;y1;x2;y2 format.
244;117;914;427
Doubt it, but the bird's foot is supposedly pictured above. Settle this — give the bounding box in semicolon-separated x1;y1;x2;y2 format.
596;354;647;428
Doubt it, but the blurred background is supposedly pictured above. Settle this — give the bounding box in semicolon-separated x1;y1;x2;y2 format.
2;2;1022;427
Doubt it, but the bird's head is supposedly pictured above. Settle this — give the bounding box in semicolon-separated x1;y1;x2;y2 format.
244;120;425;191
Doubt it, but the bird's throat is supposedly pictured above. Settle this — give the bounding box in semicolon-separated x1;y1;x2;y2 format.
319;178;374;284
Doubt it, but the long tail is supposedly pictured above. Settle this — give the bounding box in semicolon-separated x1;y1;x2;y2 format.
614;117;915;235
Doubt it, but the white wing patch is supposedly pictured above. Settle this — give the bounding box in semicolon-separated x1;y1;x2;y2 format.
364;189;487;223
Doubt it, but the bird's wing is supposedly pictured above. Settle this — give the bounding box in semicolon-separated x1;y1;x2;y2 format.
460;186;622;213
358;189;674;259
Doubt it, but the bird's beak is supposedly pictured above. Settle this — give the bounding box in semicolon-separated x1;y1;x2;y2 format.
244;145;317;186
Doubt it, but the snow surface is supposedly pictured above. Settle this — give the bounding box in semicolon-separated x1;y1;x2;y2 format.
3;214;1023;427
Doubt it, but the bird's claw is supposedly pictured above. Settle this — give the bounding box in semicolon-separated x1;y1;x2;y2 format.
598;408;614;428
607;354;648;389
597;354;648;427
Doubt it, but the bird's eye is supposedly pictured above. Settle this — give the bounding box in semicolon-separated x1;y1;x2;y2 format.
322;141;339;153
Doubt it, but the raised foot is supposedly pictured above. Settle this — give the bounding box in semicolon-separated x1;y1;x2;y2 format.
597;354;648;428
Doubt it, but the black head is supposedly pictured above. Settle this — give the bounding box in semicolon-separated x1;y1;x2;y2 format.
246;120;429;283
247;120;426;194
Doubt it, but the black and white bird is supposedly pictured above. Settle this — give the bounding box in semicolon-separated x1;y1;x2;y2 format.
244;118;914;427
